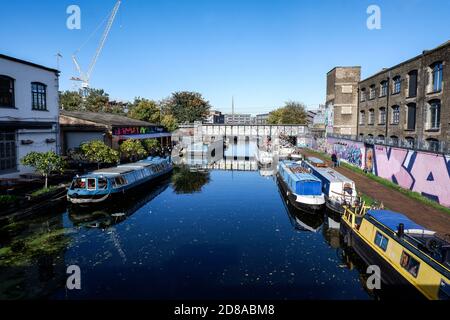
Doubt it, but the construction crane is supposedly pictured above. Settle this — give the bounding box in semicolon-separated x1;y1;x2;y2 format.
71;0;122;93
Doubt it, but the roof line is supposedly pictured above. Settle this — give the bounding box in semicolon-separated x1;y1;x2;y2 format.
0;54;59;74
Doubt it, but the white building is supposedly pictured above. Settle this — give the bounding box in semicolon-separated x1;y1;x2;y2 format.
0;54;60;178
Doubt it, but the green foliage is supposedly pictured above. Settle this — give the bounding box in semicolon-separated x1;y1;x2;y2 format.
20;151;65;188
172;165;210;194
161;114;178;132
128;98;161;123
162;91;211;124
119;139;148;162
59;90;84;111
142;139;161;152
30;186;59;198
80;140;119;168
268;101;308;125
59;88;111;113
0;195;18;205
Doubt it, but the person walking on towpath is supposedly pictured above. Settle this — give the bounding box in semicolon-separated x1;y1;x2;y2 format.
331;153;338;167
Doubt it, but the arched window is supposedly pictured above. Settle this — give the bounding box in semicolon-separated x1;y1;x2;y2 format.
0;75;15;108
368;109;375;125
427;100;441;130
426;138;440;152
369;85;376;100
31;82;47;110
405;137;415;148
376;135;385;144
391;105;400;125
393;76;402;94
379;107;386;125
389;135;399;146
406;103;416;130
360;88;366;102
431;62;443;92
359;110;366;125
380;80;388;97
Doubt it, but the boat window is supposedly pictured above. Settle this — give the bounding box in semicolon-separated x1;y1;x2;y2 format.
71;178;86;190
400;252;420;278
374;231;389;251
113;176;127;188
87;178;96;190
98;178;108;190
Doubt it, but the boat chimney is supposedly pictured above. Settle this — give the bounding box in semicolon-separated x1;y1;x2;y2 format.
397;223;405;238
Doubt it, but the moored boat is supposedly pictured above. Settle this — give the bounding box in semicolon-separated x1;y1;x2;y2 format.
303;157;357;214
340;205;450;300
67;156;172;204
276;160;325;213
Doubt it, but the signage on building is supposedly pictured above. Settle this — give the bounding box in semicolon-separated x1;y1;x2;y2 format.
112;126;166;136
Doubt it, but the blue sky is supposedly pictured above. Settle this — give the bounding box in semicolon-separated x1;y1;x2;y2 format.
1;0;449;114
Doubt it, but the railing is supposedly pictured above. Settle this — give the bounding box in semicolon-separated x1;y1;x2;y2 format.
327;133;449;155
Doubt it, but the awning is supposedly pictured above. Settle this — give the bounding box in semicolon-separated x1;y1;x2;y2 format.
114;133;172;140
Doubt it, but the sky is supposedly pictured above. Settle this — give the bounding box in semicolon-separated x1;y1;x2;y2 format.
1;0;449;115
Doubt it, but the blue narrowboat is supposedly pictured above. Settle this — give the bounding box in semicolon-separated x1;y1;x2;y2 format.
67;157;173;204
277;160;325;213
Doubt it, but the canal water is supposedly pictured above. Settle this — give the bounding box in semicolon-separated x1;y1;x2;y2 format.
0;141;375;300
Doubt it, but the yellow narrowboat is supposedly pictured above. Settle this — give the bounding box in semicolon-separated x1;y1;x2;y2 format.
340;205;450;300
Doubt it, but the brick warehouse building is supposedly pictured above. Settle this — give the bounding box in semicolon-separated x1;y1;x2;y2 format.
325;67;361;136
357;41;449;152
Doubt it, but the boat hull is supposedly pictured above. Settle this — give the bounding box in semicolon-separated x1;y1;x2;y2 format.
67;168;173;205
276;174;324;214
340;221;426;300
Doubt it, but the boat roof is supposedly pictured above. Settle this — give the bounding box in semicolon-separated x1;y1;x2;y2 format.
367;210;435;234
280;160;321;182
306;163;355;184
307;157;325;164
79;157;169;177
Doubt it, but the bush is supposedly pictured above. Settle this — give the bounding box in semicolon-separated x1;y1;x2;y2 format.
119;139;148;162
80;140;119;169
0;195;18;205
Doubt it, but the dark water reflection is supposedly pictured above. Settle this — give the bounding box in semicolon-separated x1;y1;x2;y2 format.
0;166;375;300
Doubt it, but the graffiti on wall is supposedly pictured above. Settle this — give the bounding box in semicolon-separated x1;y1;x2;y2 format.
329;138;365;168
374;146;450;207
323;138;450;208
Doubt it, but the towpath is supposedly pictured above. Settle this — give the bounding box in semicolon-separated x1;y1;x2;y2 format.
301;150;450;239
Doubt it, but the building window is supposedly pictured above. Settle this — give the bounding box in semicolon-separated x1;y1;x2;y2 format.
426;138;440;152
406;103;416;130
393;76;401;94
379;107;386;125
400;251;420;278
368;109;375;125
408;70;418;97
0;75;15;108
369;85;376;100
390;135;399;146
374;231;389;251
0;131;17;173
377;135;385;144
380;81;388;97
359;110;366;125
405;137;415;148
391;105;400;124
427;100;441;130
431;62;443;92
31;82;47;111
360;88;366;102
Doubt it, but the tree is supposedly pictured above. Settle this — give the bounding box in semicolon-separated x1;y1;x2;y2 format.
59;88;110;112
85;88;110;113
128;98;161;123
60;90;83;111
80;140;119;169
172;165;210;194
162;91;211;123
119;139;148;162
161;114;178;132
21;151;66;189
268;101;308;125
